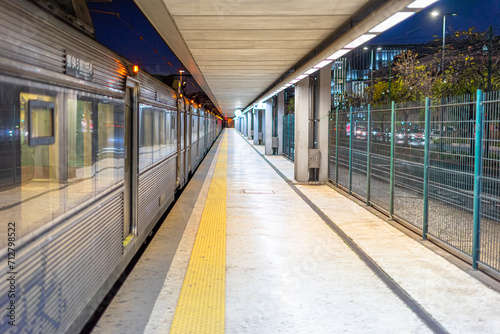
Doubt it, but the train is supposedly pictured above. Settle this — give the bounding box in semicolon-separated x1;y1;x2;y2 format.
0;0;222;333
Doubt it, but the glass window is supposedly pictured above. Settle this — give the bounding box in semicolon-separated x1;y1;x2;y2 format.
139;106;176;171
152;109;162;163
68;97;95;197
96;100;125;192
29;100;55;146
170;113;177;155
139;106;153;170
0;84;125;249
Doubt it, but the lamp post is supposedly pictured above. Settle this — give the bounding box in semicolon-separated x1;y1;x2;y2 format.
431;11;458;74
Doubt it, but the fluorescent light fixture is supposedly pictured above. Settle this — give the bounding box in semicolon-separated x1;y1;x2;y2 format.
289;79;299;84
326;49;351;60
304;68;319;75
297;74;307;80
314;60;333;69
407;0;439;9
344;34;377;49
369;12;415;33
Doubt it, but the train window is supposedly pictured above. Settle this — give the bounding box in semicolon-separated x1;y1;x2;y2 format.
28;100;55;146
0;86;126;249
68;97;95;198
96;101;125;191
153;109;162;164
139;106;153;170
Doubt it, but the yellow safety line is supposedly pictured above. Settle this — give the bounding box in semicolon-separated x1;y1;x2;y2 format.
170;132;227;334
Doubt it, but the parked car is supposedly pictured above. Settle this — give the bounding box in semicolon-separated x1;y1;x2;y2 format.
409;128;424;142
430;129;441;140
355;125;367;140
371;127;383;141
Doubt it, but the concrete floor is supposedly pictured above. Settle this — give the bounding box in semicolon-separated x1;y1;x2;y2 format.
92;128;500;333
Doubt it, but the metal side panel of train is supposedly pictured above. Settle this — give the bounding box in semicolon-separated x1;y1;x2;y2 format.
137;156;176;236
0;190;124;333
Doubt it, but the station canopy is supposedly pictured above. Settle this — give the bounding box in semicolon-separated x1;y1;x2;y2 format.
134;0;437;117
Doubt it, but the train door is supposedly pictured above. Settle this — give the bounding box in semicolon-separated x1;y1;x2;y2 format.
184;102;189;177
187;105;192;175
124;79;139;243
176;96;182;187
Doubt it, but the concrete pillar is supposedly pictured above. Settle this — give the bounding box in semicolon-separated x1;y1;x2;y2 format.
242;113;246;136
277;91;284;155
253;109;259;145
265;99;273;155
293;66;331;183
240;117;243;132
294;77;310;182
261;109;266;145
247;111;252;140
318;65;331;182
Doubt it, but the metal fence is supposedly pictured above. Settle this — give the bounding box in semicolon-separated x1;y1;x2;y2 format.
283;114;295;161
329;90;500;278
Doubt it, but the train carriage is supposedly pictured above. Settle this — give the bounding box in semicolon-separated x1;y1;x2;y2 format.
0;0;221;333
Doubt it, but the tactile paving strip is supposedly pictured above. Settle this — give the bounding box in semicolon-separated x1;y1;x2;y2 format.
170;133;227;334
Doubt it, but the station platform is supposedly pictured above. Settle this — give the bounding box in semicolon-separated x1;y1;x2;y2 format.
90;128;500;334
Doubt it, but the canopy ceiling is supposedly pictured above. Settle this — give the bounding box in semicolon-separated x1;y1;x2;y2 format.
134;0;430;117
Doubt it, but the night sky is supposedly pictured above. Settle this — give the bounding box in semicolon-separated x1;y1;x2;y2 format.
371;0;500;45
88;0;500;90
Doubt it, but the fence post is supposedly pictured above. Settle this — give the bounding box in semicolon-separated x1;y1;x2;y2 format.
367;105;371;205
423;97;431;240
472;89;484;269
349;106;353;195
335;108;339;186
389;101;396;218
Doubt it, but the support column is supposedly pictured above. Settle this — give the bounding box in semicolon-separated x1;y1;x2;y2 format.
294;66;331;183
277;91;284;155
253;109;259;145
261;109;266;145
318;65;331;182
294;77;310;182
246;111;252;139
242;114;247;137
265;99;273;155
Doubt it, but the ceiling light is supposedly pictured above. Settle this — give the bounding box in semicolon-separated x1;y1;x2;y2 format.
326;49;351;60
314;60;333;69
407;0;439;9
344;34;377;49
297;74;308;80
369;12;415;33
289;79;299;84
304;68;319;75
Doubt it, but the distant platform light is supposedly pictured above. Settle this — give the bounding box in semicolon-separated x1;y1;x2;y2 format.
234;109;242;117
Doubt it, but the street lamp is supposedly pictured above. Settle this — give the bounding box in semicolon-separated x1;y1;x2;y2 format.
431;11;458;74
